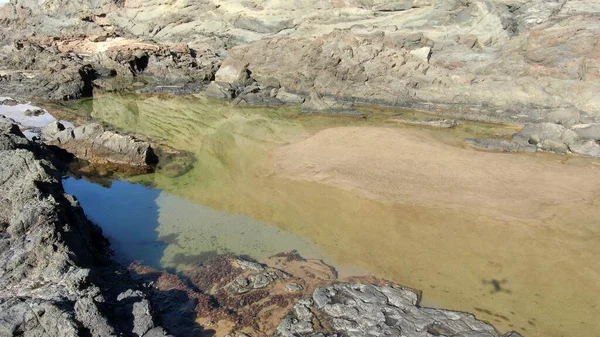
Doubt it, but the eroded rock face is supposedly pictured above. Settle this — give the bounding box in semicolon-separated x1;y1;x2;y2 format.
46;122;158;167
0;126;171;337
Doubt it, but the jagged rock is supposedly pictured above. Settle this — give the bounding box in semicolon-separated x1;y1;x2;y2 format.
0;130;172;337
278;283;506;337
50;123;157;167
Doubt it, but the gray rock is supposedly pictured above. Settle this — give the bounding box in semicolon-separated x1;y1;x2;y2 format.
74;297;117;336
286;282;304;292
236;258;265;271
571;123;600;140
540;139;569;154
301;92;357;114
51;123;157;167
518;123;567;144
0;115;25;138
205;81;234;99
133;300;155;337
390;117;458;128
0;129;173;337
465;138;538;152
214;59;251;86
568;140;600;157
278;283;507;337
41;121;66;141
252;274;271;289
276;88;305;104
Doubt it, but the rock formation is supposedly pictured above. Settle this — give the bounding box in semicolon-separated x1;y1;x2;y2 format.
0;0;597;124
0;122;171;337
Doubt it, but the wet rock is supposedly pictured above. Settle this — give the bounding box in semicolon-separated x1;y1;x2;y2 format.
50;123;157;167
24;108;44;116
465;138;537;152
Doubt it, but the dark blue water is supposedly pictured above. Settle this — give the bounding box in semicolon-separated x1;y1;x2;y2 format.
63;177;165;268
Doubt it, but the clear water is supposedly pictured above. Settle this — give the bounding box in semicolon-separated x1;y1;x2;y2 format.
60;93;600;337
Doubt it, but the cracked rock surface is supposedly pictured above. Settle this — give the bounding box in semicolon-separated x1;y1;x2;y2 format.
278;283;516;337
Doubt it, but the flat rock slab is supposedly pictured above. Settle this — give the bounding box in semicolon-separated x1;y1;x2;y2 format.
278;283;511;337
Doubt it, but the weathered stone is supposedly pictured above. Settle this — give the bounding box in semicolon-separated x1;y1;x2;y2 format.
571;123;600;140
278;283;506;337
0;130;172;337
51;123;157;167
390;117;458;128
301;92;357;114
465;138;538;152
205;81;234;99
569;140;600;157
276;88;305;104
214;58;251;86
518;123;567;144
41;121;66;141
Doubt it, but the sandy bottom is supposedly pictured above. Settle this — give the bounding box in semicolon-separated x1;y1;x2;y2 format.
74;94;600;337
275;126;600;337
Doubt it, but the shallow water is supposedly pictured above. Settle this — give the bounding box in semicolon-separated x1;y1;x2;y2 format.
63;93;600;337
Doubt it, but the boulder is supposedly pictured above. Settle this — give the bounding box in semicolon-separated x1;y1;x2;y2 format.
204;81;234;99
214;58;251;86
465;138;537;152
569;140;600;157
276;87;305;104
301;92;357;114
50;123;157;166
571;123;600;140
517;123;567;144
41;121;66;141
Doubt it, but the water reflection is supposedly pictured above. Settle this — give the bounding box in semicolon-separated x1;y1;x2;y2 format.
63;93;600;337
63;177;164;268
64;177;353;275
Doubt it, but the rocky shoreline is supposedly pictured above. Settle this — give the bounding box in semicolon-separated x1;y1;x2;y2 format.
0;111;520;336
